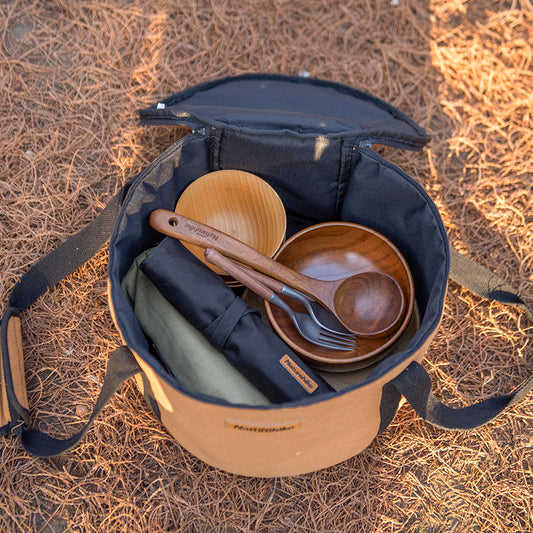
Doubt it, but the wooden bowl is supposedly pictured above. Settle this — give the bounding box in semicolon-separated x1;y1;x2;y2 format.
264;222;415;372
175;170;286;275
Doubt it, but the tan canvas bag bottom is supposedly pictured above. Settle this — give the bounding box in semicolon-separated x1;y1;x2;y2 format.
126;330;437;477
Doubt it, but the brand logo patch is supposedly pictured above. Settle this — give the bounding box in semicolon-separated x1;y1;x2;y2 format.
225;420;302;433
280;354;318;394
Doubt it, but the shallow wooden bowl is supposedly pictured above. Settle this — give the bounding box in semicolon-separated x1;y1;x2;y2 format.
264;222;415;372
175;170;286;275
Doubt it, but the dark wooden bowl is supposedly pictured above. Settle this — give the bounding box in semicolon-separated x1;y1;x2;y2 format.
264;222;415;372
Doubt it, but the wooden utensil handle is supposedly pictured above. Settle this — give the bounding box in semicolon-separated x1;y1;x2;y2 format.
204;248;275;301
213;254;286;295
149;209;326;300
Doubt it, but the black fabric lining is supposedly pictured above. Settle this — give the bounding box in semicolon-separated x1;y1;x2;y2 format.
108;138;448;410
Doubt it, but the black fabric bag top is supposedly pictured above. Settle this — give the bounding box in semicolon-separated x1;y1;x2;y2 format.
138;74;432;230
139;73;429;146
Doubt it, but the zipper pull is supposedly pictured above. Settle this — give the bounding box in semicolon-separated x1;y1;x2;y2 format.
192;126;207;137
358;140;373;150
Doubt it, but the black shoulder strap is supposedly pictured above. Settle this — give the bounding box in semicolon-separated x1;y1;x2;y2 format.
8;186;127;311
448;246;533;322
1;186;140;456
393;245;532;429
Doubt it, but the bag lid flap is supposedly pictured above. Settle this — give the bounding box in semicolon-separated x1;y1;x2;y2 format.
139;74;430;150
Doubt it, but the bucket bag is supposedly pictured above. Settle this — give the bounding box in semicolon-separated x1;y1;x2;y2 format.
2;74;532;477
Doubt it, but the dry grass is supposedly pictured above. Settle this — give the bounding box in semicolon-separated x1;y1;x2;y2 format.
1;0;532;531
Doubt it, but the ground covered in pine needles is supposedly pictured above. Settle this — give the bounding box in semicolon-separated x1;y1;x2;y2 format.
1;0;532;531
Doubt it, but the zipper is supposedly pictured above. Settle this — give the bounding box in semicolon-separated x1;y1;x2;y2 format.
138;108;208;138
192;126;207;137
138;106;206;130
356;134;429;152
139;108;428;151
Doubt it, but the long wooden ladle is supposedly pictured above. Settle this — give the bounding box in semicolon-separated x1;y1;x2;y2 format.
149;209;406;338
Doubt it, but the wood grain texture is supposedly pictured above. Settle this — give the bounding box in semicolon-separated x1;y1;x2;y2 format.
204;248;275;301
264;222;415;370
174;170;286;274
150;211;408;337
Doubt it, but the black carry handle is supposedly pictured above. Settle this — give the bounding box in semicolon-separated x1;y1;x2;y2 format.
393;245;533;430
1;185;141;457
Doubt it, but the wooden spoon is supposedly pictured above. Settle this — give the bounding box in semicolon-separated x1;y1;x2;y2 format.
149;209;406;338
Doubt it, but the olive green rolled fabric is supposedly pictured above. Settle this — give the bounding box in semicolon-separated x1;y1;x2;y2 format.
122;249;270;406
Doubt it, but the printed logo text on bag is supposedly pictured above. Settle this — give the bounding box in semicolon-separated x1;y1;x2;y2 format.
225;420;302;433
